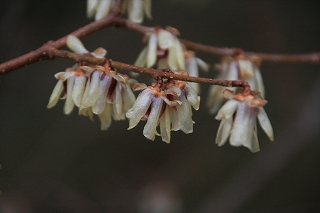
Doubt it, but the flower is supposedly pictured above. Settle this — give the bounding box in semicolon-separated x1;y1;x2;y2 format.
184;50;209;94
126;76;200;143
87;0;152;23
215;89;274;152
47;35;136;130
206;55;265;114
134;27;185;71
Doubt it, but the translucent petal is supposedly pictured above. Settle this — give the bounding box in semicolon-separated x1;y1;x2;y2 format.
160;105;171;143
147;34;157;68
143;97;163;140
144;0;152;19
95;0;112;20
215;99;238;120
126;89;153;129
134;46;148;67
185;84;200;110
176;95;193;134
87;0;99;18
63;76;76;115
157;30;174;50
122;82;136;112
167;45;178;71
72;76;87;107
257;107;274;141
47;80;64;109
79;79;91;109
238;59;254;79
128;0;143;23
215;118;232;146
254;66;265;98
112;83;123;120
230;102;256;149
250;122;260;153
66;35;89;54
85;71;101;107
92;75;110;114
175;38;185;70
196;57;209;72
98;103;112;130
169;107;180;131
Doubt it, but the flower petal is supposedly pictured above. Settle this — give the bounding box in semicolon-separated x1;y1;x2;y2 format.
215;118;232;146
143;97;163;140
257;107;274;141
128;0;143;23
160;105;171;143
87;0;99;18
147;33;157;68
98;103;112;130
72;76;87;107
185;84;200;110
63;76;76;115
47;80;64;109
126;89;153;129
66;35;89;54
215;99;238;120
157;30;174;50
95;0;112;20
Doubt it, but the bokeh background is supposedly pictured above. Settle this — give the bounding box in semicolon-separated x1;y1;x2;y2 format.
1;1;320;212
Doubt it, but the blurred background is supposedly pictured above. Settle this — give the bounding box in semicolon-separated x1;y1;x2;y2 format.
1;0;320;212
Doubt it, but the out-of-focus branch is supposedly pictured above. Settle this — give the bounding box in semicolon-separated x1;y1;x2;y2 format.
112;18;320;65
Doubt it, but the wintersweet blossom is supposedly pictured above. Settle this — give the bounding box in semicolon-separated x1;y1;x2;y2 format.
215;89;274;152
126;76;200;143
164;73;200;134
47;35;136;130
134;28;185;71
87;0;152;23
207;55;265;114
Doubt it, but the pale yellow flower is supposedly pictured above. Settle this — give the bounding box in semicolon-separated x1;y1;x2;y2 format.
207;56;265;114
134;28;185;71
215;89;274;152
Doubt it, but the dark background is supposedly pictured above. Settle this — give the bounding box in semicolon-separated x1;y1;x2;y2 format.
1;1;320;212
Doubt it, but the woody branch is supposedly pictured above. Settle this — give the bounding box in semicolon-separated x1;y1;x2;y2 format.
1;2;319;75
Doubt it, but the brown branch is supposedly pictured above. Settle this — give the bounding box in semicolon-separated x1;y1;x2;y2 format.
0;1;122;75
111;60;251;92
47;48;251;92
1;4;319;75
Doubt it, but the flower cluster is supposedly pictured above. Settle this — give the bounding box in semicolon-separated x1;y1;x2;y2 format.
126;72;200;143
47;36;136;130
215;89;274;152
207;55;265;114
87;0;152;23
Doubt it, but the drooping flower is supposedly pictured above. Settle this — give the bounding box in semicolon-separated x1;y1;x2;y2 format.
134;27;185;72
184;50;209;94
87;0;152;23
206;55;265;114
164;73;200;134
47;35;136;130
215;89;274;152
126;75;200;143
